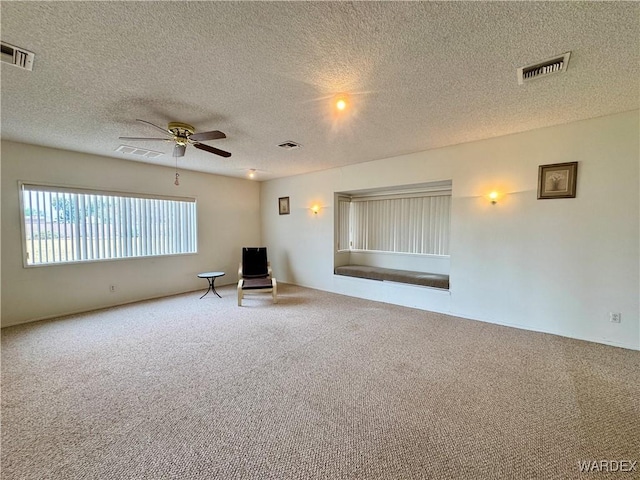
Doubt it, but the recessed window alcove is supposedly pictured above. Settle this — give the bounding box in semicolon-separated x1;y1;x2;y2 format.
334;181;451;290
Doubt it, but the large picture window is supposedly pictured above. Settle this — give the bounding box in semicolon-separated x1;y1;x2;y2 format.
20;183;197;266
337;182;451;256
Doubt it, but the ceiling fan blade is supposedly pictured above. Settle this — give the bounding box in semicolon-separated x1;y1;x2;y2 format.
136;119;171;136
119;136;170;141
173;144;186;157
193;142;232;158
189;130;226;142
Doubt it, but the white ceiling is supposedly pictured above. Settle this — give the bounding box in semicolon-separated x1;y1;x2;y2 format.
1;2;638;181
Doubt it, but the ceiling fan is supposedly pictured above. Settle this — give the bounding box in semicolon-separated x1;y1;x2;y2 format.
119;119;231;158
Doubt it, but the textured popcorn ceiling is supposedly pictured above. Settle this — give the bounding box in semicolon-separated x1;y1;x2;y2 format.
1;2;638;181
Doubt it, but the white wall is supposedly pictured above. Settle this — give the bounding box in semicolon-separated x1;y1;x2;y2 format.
261;110;640;350
1;141;261;327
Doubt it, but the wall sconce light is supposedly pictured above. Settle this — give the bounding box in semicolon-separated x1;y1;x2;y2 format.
310;204;321;215
489;191;499;205
248;169;256;179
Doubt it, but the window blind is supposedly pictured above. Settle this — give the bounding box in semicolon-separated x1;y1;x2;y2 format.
347;193;451;256
20;183;197;266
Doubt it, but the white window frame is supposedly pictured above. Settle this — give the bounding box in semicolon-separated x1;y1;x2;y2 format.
19;182;197;267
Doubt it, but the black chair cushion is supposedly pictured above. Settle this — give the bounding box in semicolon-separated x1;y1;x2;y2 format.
242;247;269;278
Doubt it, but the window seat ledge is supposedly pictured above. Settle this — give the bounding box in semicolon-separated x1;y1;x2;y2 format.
334;265;449;290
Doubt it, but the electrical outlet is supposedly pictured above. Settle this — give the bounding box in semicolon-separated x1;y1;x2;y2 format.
609;312;621;323
110;285;116;293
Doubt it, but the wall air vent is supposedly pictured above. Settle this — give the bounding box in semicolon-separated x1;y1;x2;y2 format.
1;42;35;71
517;52;570;85
277;141;302;150
116;145;164;159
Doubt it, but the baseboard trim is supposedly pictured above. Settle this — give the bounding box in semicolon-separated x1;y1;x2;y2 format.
449;312;640;352
1;287;204;328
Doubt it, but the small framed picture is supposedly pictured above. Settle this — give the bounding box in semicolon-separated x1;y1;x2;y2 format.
278;196;290;215
537;162;578;199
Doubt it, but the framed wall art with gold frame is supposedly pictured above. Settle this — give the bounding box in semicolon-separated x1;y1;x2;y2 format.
537;162;578;199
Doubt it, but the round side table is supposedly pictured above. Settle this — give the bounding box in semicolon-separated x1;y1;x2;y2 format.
197;271;225;299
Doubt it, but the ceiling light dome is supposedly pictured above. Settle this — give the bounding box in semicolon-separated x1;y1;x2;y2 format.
335;94;349;111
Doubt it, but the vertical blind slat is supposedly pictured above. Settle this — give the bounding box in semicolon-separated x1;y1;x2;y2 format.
35;192;43;263
106;196;112;259
28;192;35;264
55;193;63;262
72;194;80;261
94;195;100;259
47;192;56;262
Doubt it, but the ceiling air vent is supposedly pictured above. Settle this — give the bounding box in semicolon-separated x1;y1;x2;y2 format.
277;141;301;150
1;42;35;71
517;52;570;85
116;145;164;159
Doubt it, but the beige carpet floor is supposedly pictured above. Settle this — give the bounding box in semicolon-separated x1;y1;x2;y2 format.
1;284;639;479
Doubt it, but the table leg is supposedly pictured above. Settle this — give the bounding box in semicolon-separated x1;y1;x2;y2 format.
211;277;222;298
200;276;222;299
200;278;213;299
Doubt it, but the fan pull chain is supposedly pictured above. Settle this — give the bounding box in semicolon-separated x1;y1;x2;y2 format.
173;150;180;187
174;151;180;186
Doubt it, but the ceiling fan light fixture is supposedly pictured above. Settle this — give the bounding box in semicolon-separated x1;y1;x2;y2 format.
119;119;231;159
168;122;194;146
168;122;195;135
173;144;186;157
